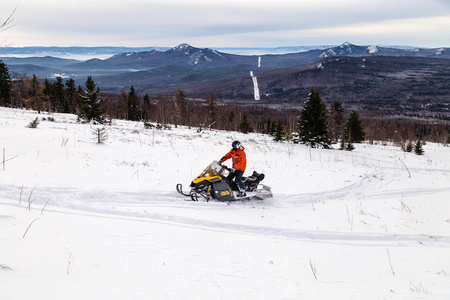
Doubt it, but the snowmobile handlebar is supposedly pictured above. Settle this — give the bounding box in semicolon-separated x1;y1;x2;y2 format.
220;163;232;172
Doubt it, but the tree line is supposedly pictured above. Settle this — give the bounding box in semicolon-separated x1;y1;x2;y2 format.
1;61;449;148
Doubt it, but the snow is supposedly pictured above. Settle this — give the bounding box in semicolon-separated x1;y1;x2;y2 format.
340;42;353;53
1;106;450;299
368;45;381;54
250;71;260;100
320;49;337;58
50;73;71;79
173;43;192;54
436;48;444;55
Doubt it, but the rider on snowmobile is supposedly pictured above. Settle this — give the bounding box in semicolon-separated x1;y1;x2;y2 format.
219;140;247;196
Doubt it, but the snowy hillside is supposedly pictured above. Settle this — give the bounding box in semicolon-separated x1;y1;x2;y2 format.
1;107;449;299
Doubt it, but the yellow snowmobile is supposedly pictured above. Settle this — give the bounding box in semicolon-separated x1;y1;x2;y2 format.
176;161;272;201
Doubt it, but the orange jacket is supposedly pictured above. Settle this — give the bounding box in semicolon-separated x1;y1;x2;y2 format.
220;145;246;171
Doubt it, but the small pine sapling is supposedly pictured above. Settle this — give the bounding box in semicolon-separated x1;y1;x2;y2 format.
414;139;424;155
339;136;354;151
27;117;40;128
93;125;110;144
405;141;413;152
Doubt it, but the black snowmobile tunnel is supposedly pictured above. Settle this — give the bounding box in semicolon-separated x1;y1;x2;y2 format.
211;181;235;201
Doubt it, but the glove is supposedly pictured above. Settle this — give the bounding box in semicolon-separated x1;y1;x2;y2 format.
218;161;222;166
230;167;235;173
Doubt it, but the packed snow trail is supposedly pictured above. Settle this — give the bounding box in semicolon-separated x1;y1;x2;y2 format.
250;71;260;100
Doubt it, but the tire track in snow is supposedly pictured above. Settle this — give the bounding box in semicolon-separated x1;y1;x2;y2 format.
6;196;447;249
2;167;449;248
276;170;387;206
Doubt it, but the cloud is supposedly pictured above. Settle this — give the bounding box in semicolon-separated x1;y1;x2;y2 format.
1;0;450;47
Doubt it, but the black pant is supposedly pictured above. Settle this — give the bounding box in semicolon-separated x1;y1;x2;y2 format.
227;170;245;190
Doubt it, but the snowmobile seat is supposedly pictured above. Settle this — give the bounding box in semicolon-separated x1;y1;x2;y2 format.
246;171;264;182
244;171;265;191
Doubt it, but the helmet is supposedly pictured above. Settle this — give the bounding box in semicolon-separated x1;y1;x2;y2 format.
232;140;241;149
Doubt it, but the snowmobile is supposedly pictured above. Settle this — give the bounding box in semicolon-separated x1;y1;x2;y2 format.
176;160;272;202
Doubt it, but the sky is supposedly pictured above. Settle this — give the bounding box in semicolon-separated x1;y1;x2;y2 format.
2;0;450;48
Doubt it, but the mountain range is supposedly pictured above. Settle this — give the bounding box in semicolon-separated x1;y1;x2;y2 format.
1;42;450;119
2;42;449;80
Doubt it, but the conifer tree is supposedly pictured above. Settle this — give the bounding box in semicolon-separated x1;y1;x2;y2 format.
273;119;284;142
78;76;106;123
297;87;331;148
42;78;54;111
142;94;151;121
405;141;413;152
0;60;12;107
53;76;69;113
266;118;276;136
30;75;42;113
414;139;424;155
343;110;365;143
239;112;254;134
65;78;78;114
43;78;52;97
127;86;140;121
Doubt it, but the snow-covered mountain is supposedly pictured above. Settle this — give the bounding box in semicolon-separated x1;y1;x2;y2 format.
317;42;445;58
2;42;450;91
1;106;449;299
0;44;336;59
0;46;169;60
0;43;420;59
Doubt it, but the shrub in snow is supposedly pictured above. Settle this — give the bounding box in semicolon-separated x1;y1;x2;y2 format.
27;117;40;128
144;122;154;129
43;116;55;122
340;137;354;151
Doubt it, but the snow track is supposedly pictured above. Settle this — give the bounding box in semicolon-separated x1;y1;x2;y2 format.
1;107;450;300
43;203;450;247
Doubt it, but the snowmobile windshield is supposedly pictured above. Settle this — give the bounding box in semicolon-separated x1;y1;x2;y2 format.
199;161;225;177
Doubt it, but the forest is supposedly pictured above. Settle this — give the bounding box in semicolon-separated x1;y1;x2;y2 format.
1;63;449;148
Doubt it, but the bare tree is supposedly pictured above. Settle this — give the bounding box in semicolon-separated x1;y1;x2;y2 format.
205;92;217;129
1;8;16;41
155;95;168;125
172;89;188;128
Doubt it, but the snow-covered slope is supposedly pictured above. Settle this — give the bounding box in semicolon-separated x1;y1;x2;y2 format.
1;107;449;299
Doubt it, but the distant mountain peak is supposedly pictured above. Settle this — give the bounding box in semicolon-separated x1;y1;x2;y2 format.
320;42;370;58
340;42;354;47
171;43;195;52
